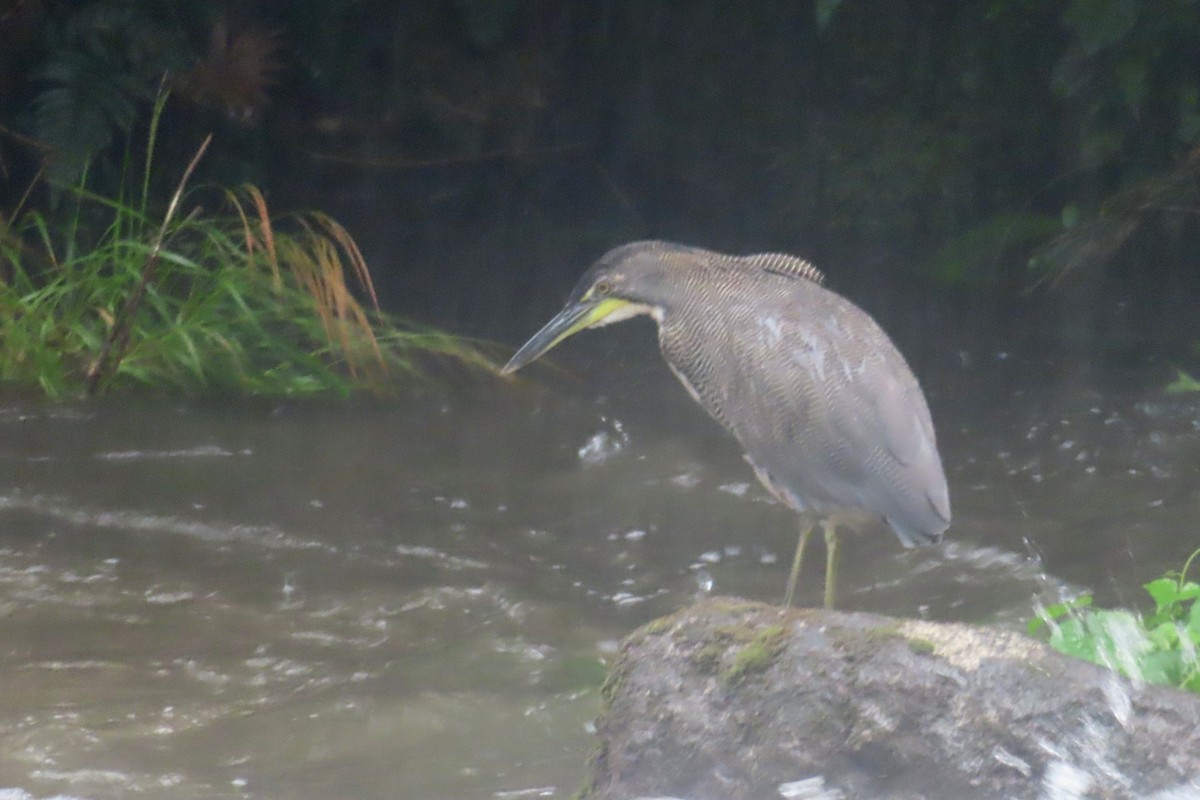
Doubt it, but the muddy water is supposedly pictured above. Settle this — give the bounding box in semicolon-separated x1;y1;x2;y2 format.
0;339;1197;799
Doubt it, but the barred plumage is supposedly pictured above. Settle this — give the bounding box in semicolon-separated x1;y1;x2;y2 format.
503;240;950;607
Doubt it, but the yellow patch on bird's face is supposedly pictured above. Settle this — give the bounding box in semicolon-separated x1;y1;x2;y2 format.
579;296;631;327
586;297;657;328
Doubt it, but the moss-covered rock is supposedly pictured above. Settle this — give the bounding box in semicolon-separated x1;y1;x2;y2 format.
579;597;1200;800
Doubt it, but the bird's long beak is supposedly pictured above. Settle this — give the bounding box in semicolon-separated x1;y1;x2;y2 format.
501;297;630;375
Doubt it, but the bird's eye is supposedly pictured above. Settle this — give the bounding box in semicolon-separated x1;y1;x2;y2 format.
593;280;612;296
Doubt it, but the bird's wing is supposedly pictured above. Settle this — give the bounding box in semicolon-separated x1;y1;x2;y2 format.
870;364;934;468
732;283;949;530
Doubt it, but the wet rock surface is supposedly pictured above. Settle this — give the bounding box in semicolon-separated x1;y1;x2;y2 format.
583;597;1200;800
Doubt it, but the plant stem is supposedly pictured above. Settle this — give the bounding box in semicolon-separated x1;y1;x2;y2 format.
86;134;212;397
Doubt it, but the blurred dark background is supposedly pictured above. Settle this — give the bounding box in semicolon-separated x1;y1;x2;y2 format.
2;0;1198;370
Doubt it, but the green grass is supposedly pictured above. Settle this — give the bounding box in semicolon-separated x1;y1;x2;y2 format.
0;95;491;399
1029;548;1200;693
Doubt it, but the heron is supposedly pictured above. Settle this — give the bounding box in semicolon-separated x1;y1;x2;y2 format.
501;241;950;608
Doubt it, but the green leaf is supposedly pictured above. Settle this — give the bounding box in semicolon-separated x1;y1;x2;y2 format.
1050;617;1094;661
1138;650;1182;686
1189;599;1200;637
32;48;141;195
1028;595;1092;634
929;212;1062;285
1146;621;1180;650
1166;369;1200;394
1146;578;1180;613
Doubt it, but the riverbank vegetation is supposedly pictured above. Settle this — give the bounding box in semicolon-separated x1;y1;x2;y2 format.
2;1;1198;388
1;97;489;400
1031;548;1200;693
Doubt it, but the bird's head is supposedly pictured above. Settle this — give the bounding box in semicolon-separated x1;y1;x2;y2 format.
501;241;690;374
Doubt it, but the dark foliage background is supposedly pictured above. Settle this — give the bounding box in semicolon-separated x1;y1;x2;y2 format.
2;0;1198;363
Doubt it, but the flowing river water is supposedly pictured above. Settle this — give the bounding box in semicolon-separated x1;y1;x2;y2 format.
1;329;1198;799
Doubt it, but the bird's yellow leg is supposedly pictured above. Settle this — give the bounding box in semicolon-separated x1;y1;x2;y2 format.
784;520;814;608
823;520;840;609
